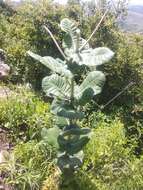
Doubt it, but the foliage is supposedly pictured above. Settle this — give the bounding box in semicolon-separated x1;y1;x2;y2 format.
1;94;143;189
0;85;52;142
77;118;143;190
0;140;56;190
1;1;143;189
41;167;61;190
28;17;114;184
50;117;143;190
0;0;66;87
102;33;143;106
82;14;143;142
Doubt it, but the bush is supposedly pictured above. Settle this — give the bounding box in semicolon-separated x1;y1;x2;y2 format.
0;85;52;142
75;117;143;190
102;33;143;107
0;0;66;87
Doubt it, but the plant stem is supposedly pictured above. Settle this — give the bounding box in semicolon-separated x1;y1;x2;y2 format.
70;78;74;102
79;10;108;52
43;25;67;60
75;29;80;53
69;78;74;126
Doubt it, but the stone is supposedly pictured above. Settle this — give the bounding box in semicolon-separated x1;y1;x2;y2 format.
0;49;10;80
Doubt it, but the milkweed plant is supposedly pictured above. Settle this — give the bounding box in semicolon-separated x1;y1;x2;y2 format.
28;18;114;179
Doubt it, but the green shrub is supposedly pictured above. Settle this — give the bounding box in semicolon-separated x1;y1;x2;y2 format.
102;33;143;107
0;0;66;87
0;85;52;142
75;118;143;190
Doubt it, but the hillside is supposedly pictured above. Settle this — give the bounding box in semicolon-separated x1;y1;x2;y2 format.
129;5;143;14
120;5;143;33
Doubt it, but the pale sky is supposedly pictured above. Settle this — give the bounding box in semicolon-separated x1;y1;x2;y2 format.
10;0;143;5
55;0;143;5
130;0;143;5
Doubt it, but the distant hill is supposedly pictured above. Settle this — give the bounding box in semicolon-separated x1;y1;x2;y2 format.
129;5;143;14
120;5;143;34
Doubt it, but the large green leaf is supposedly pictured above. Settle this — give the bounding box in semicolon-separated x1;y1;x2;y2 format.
51;99;84;120
41;127;61;149
60;18;77;36
63;34;90;57
62;127;91;136
57;154;82;172
80;71;105;91
54;116;69;128
60;18;80;54
42;74;71;99
76;71;105;105
58;135;89;155
27;51;72;78
78;47;114;67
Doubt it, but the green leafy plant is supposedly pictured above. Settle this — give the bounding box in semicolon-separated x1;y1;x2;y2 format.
28;18;114;181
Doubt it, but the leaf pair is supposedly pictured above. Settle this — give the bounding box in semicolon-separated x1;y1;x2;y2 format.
58;127;91;155
41;126;90;155
51;99;84;120
60;18;114;68
42;71;105;106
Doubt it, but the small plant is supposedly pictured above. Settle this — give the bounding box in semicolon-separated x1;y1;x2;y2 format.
28;18;114;183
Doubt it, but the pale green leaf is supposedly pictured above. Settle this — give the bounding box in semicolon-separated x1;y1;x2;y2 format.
60;18;80;53
60;18;77;35
79;47;114;67
41;127;61;149
27;51;72;78
51;99;84;120
76;71;105;105
42;74;71;99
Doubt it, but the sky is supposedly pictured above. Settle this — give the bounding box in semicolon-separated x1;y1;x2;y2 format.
10;0;143;6
55;0;143;5
126;0;143;5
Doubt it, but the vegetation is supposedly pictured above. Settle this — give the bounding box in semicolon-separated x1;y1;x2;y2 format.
0;85;52;142
28;17;114;186
0;0;143;190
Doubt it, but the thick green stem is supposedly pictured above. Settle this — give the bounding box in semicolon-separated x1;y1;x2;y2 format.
70;78;74;103
70;78;74;125
75;29;80;53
